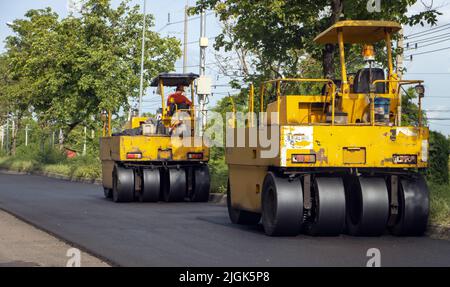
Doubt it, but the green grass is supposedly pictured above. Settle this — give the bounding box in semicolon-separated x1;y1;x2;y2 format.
0;154;101;181
429;182;450;226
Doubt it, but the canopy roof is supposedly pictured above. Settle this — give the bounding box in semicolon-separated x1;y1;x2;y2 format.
150;73;199;87
314;20;402;44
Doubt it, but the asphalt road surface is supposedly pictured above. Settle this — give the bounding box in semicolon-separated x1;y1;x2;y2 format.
0;172;449;267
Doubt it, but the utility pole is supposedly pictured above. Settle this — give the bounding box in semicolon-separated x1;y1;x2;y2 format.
1;125;4;151
138;0;147;116
5;117;9;154
197;11;211;136
396;28;404;126
183;4;189;73
83;126;87;156
25;125;28;146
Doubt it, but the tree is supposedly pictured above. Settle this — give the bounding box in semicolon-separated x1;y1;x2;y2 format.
4;0;181;145
191;0;440;80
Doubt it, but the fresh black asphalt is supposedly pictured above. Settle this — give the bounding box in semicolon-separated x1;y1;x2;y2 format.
0;172;449;266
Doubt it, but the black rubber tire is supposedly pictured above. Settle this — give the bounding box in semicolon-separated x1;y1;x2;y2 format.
345;177;389;236
103;187;112;199
112;166;134;203
261;172;303;236
139;169;160;202
389;175;429;236
190;165;210;202
307;177;346;236
162;168;186;202
227;179;261;225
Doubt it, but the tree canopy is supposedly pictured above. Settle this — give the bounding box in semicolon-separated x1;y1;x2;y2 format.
3;0;181;137
191;0;440;81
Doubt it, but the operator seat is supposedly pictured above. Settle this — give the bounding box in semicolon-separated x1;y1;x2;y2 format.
353;68;386;94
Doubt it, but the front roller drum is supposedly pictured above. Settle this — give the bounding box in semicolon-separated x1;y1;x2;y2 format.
190;165;210;202
389;175;429;236
345;177;389;236
112;166;134;203
307;177;346;236
139;169;160;202
261;172;303;236
162;168;187;202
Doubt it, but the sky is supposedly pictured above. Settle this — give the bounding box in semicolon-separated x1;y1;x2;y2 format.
0;0;449;135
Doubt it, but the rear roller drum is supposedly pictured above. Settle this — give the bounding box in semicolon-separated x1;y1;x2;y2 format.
163;168;186;202
345;177;389;236
307;177;346;236
190;165;210;202
227;179;261;225
139;169;160;202
112;166;134;203
261;172;303;236
389;175;429;236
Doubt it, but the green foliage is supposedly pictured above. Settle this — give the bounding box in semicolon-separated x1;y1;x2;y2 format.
191;0;439;84
428;131;450;184
401;87;427;126
209;147;228;193
3;0;181;141
429;182;450;226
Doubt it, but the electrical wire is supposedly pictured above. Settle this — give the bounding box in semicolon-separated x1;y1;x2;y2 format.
405;45;450;57
157;12;215;33
405;23;450;39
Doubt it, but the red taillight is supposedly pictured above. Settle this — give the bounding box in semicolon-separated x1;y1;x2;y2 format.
127;152;142;159
292;154;316;163
188;152;203;159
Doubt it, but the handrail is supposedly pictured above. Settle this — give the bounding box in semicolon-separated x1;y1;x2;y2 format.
259;78;336;125
371;79;425;127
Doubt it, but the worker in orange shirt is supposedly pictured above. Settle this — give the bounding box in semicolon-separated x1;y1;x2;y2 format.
167;85;192;116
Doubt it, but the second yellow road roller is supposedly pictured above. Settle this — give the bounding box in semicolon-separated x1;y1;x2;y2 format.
100;73;210;203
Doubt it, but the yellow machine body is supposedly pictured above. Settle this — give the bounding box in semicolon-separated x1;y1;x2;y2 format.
99;73;211;203
226;20;429;215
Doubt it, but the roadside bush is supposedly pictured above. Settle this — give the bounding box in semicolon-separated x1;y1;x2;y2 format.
210;157;228;193
428;131;449;184
429;182;450;226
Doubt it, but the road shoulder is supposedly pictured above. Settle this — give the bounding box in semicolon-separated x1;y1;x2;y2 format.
0;209;109;267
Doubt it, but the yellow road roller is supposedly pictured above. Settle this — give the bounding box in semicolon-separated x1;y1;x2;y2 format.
100;73;210;203
226;21;429;236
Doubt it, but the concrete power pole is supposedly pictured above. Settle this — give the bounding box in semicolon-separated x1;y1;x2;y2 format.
5;117;9;154
183;4;189;73
83;126;87;156
396;28;404;126
197;11;211;136
1;125;4;151
25;125;28;146
138;0;147;116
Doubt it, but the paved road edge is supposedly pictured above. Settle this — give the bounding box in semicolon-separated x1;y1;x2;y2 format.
1;168;448;241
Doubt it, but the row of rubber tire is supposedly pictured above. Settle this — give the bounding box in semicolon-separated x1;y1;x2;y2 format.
228;172;429;237
105;165;210;203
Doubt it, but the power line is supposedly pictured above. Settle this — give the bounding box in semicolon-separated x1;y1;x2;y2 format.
157;12;214;33
406;45;450;57
405;32;450;45
405;72;450;74
405;23;450;39
405;36;450;50
180;36;216;47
